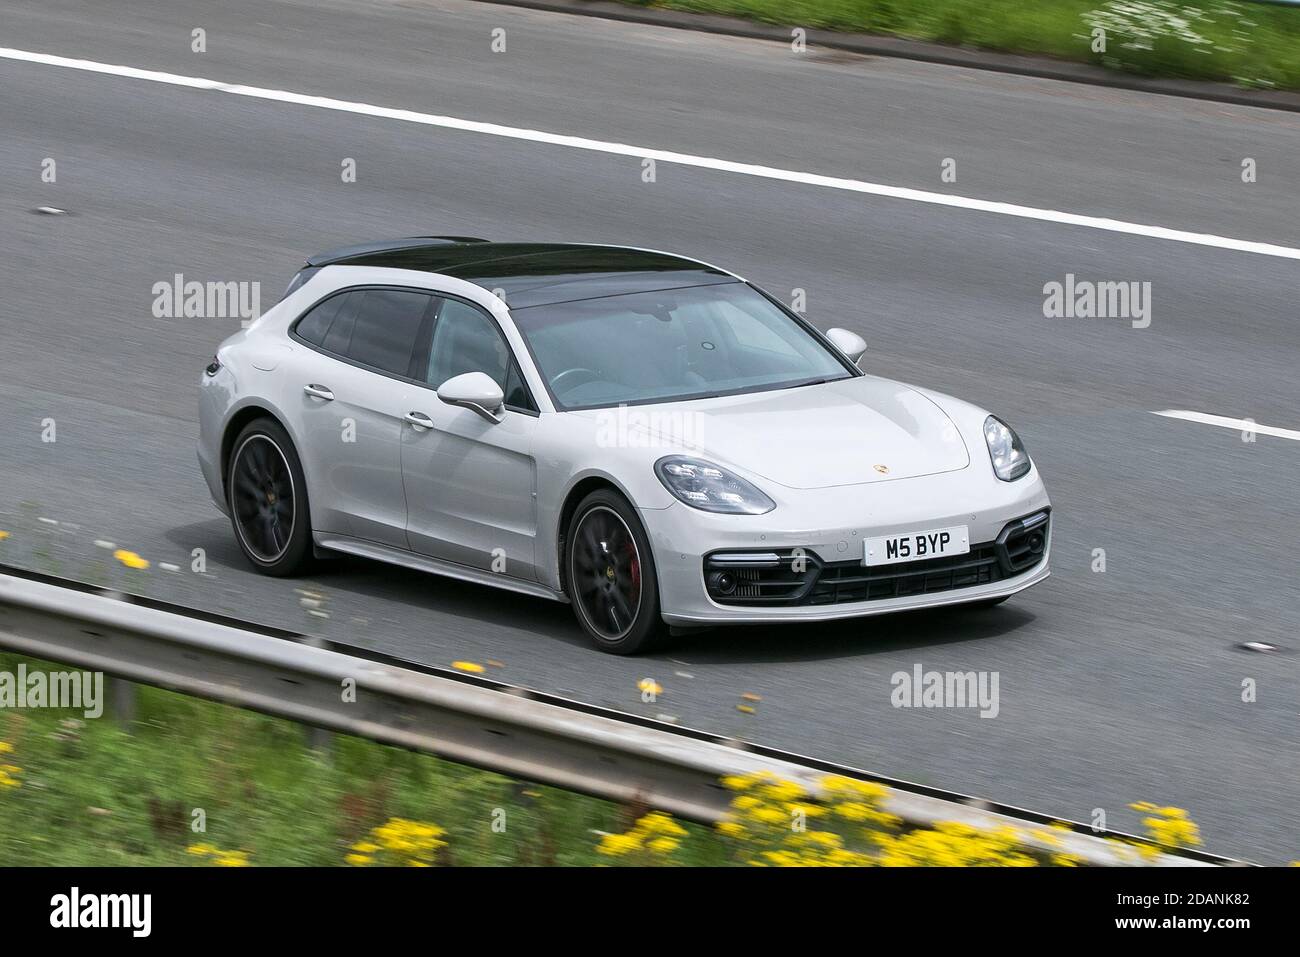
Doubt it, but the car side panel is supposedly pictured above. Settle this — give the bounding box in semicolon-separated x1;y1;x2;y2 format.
277;346;408;545
401;400;540;579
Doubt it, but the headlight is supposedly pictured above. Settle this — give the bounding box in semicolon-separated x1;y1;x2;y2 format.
983;416;1031;482
654;456;775;514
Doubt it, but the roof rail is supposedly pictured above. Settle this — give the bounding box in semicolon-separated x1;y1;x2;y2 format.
304;235;489;267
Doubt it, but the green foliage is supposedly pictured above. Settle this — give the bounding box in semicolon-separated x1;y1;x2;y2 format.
0;655;1217;867
0;653;722;866
633;0;1300;89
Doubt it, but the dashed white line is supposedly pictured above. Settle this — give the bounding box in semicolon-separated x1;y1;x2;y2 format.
1153;410;1300;442
3;46;1300;261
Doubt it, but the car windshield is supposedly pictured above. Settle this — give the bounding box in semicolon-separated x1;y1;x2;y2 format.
510;282;855;410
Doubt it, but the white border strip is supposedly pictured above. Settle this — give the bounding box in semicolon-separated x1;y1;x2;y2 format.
1153;410;1300;442
4;45;1300;261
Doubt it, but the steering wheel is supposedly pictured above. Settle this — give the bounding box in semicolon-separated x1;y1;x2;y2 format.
551;367;602;394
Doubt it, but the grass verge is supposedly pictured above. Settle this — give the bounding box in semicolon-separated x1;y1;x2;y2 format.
0;652;727;866
0;652;1213;866
618;0;1300;89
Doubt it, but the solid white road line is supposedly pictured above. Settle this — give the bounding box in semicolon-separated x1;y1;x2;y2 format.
4;46;1300;262
1152;410;1300;442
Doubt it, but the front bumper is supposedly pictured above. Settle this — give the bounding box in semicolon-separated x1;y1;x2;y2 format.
644;466;1051;625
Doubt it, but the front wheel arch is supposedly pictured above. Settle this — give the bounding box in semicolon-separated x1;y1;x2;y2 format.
563;487;666;654
556;476;621;599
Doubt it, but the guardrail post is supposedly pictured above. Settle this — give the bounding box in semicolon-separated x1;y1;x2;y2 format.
110;676;137;727
302;637;333;755
305;722;333;754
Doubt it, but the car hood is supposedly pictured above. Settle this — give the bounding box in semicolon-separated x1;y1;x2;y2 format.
584;376;970;490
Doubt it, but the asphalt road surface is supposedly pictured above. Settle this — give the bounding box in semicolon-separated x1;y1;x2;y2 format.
1;0;1297;862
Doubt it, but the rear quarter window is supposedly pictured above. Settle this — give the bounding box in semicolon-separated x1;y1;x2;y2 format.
293;292;347;346
346;289;435;377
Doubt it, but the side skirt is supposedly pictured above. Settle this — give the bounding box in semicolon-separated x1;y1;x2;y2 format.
315;535;569;604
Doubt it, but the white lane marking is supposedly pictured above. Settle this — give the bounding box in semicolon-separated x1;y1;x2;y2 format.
1153;410;1300;441
3;46;1300;261
1240;641;1279;653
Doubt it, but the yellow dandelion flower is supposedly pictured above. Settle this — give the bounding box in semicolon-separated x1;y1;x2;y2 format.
750;807;787;827
452;661;485;673
1034;828;1063;848
597;833;642;856
351;817;447;866
758;780;806;802
716;820;746;838
113;549;149;570
639;812;687;837
722;774;758;791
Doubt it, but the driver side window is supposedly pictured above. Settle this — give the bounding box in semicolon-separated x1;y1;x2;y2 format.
426;299;535;411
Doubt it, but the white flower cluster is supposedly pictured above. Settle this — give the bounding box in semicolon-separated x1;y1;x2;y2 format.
1082;1;1256;55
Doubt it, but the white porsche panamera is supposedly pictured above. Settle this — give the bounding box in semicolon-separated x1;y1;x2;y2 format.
198;238;1051;653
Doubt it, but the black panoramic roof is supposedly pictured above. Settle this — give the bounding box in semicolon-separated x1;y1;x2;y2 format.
309;239;736;308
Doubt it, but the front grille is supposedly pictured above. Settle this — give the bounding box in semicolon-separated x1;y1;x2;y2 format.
809;546;1002;605
705;510;1049;607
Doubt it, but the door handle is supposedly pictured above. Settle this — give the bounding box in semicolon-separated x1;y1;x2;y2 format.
404;411;435;431
303;384;334;401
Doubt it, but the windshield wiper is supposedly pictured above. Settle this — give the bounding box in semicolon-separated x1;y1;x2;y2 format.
789;376;836;389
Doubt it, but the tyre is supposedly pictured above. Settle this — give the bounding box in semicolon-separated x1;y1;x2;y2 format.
226;417;313;576
565;489;665;654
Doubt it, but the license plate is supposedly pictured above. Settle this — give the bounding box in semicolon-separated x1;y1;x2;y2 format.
863;525;969;566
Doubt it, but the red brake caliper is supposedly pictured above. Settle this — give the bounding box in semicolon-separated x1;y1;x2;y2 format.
625;541;641;593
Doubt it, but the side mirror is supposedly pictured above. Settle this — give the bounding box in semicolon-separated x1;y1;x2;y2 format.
437;371;504;423
826;328;867;366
